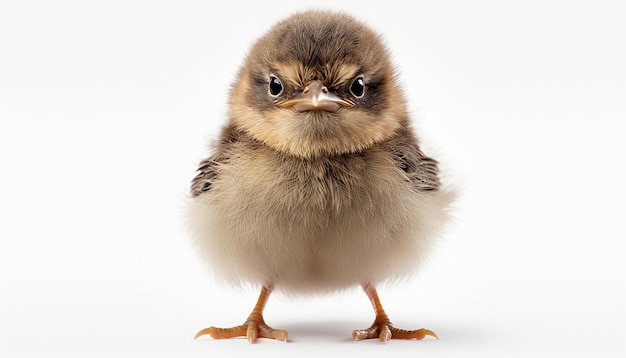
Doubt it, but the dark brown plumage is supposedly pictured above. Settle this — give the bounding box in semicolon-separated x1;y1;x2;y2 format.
187;10;453;343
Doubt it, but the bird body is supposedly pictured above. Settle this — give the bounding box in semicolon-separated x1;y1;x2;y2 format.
187;10;454;342
188;127;452;293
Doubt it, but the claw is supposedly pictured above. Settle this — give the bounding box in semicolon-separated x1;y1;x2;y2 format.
423;328;439;340
246;329;256;343
352;330;365;341
276;330;288;342
380;325;392;343
194;327;214;340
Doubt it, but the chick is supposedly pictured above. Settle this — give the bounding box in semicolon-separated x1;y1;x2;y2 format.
187;10;453;343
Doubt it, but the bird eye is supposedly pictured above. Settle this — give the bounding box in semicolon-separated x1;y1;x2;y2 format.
349;75;365;98
268;75;283;97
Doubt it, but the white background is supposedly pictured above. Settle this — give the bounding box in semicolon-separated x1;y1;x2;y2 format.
1;0;625;357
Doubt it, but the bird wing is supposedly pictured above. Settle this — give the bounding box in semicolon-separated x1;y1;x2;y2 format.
389;138;440;192
190;157;219;197
190;124;248;197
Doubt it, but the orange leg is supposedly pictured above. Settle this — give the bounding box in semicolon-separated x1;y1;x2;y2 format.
194;285;288;343
352;284;438;343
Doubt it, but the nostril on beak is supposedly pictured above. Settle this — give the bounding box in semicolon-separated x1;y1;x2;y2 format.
302;84;328;94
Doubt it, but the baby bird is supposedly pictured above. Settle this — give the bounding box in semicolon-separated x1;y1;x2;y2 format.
187;10;453;343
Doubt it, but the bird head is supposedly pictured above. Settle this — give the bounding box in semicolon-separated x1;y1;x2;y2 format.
228;11;408;158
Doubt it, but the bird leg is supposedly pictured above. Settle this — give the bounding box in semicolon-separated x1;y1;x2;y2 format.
352;284;438;343
194;285;288;343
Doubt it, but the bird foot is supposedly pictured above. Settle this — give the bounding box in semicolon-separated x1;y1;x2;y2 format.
352;320;438;343
194;286;287;343
195;318;288;343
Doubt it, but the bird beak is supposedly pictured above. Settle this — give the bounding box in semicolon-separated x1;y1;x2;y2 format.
278;81;354;112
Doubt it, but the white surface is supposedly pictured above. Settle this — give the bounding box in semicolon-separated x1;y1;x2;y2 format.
1;1;625;357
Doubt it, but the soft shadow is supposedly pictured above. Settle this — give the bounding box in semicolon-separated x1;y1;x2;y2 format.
281;320;357;343
427;322;487;342
282;319;482;344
